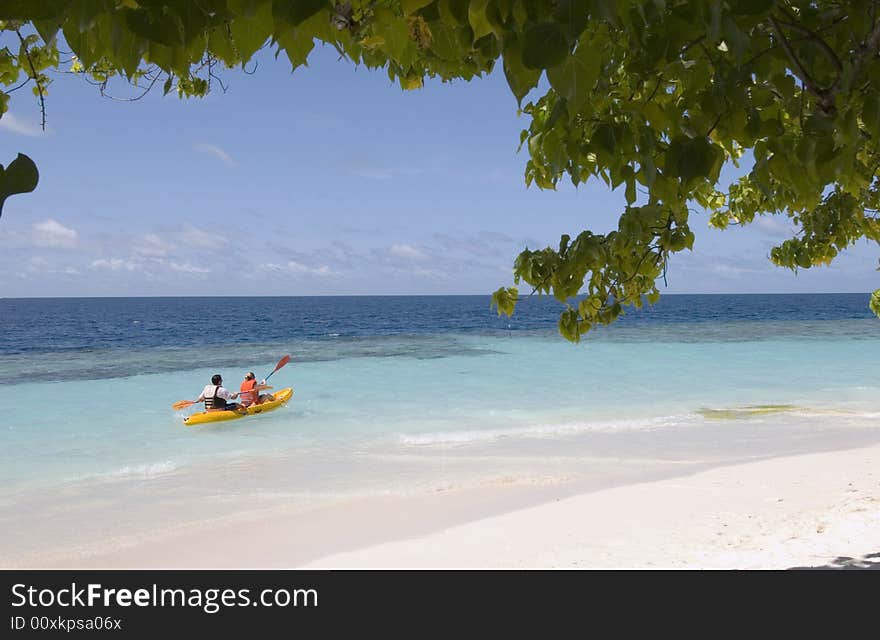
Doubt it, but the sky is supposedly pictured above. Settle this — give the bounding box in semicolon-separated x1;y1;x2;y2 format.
1;35;878;297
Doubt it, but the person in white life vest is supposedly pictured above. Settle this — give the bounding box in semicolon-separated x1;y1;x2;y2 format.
195;374;246;412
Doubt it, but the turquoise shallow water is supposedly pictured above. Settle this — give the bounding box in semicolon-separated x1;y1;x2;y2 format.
2;295;880;563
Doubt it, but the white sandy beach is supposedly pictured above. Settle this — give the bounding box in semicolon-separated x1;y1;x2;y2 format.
26;442;879;570
306;444;880;569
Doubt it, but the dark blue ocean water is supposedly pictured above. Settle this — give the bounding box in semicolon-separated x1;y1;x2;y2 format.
1;293;876;353
1;293;878;384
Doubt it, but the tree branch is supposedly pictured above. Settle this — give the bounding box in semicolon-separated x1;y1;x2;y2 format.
769;15;835;115
772;15;843;89
849;10;880;93
706;110;724;137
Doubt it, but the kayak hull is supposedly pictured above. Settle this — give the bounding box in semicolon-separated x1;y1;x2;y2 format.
183;388;293;426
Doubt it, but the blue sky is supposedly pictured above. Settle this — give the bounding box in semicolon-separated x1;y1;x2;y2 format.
1;38;878;297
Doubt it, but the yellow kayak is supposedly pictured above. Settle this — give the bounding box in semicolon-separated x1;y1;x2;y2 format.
183;388;293;426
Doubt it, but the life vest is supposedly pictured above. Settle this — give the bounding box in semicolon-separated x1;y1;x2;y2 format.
240;379;258;406
205;385;227;410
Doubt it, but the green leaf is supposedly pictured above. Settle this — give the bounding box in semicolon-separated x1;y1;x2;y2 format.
425;20;460;59
402;0;434;15
32;19;62;46
862;93;880;139
522;23;569;70
124;8;185;47
272;0;324;27
491;286;519;316
625;174;636;204
0;153;39;218
438;0;469;26
512;0;528;28
554;0;590;40
729;0;776;16
558;307;580;341
0;0;68;20
871;289;880;318
591;0;620;23
503;38;541;105
377;17;416;67
591;123;619;157
468;0;495;41
228;0;263;19
230;0;273;62
546;45;600;109
666;136;722;185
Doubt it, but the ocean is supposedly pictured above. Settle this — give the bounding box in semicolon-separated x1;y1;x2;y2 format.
2;293;880;564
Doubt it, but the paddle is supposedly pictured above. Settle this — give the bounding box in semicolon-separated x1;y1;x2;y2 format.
172;399;196;411
263;354;290;383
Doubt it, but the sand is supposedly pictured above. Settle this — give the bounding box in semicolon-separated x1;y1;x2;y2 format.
17;443;880;569
305;444;880;569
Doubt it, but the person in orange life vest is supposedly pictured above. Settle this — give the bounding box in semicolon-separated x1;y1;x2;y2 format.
239;371;275;407
195;374;245;412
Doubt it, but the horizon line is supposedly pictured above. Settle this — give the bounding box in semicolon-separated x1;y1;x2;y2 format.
0;291;873;300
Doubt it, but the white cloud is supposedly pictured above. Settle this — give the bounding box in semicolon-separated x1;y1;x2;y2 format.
0;112;45;137
754;216;796;237
24;256;80;276
261;261;333;276
32;219;78;248
91;258;137;271
431;231;517;258
91;255;207;276
0;227;28;247
389;243;426;260
168;261;210;274
178;224;227;248
708;263;761;277
194;143;235;167
133;233;172;257
408;267;449;279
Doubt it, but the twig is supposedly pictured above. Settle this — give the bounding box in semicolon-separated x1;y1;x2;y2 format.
208;57;229;93
699;41;717;69
99;72;161;102
681;35;706;55
644;75;663;103
15;29;46;130
706;111;724;137
5;77;30;93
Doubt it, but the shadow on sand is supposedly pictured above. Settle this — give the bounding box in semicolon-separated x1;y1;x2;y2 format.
790;552;880;570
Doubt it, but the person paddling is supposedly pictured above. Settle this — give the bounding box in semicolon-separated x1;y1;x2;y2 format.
195;374;246;413
239;371;275;407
